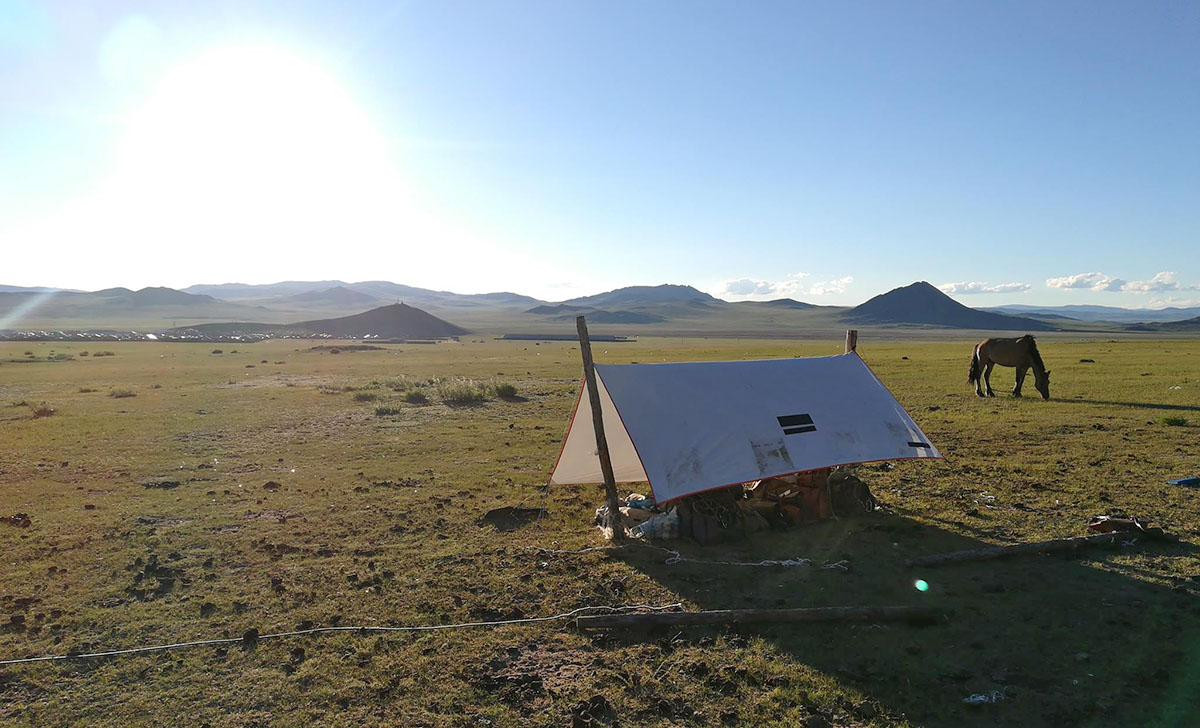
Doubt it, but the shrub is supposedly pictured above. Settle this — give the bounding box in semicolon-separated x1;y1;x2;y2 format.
79;351;89;357
437;379;489;404
30;404;55;418
374;405;402;416
1161;416;1188;427
49;353;73;361
493;382;518;399
403;389;429;404
329;348;341;354
109;389;136;399
78;388;97;393
353;392;378;402
22;351;32;356
10;400;29;408
211;349;223;354
93;351;115;357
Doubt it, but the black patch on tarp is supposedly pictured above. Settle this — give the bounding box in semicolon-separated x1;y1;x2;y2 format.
778;413;816;435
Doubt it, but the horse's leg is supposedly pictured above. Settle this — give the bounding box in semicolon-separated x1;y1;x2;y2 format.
973;349;986;397
1013;366;1027;397
984;361;996;397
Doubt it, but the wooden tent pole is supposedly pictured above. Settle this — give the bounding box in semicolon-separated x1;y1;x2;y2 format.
844;329;858;354
576;316;624;540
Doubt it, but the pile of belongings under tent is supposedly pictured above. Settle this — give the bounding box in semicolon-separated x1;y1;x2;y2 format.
596;468;879;544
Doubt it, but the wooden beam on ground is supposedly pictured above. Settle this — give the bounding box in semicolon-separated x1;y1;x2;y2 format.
905;532;1129;567
577;605;942;629
844;329;858;354
576;315;623;540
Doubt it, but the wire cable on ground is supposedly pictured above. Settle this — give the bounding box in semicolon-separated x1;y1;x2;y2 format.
0;602;683;667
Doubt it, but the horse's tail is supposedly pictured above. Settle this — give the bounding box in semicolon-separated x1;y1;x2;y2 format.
968;345;981;385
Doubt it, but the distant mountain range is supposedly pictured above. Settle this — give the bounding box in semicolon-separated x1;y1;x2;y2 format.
175;303;468;339
180;280;540;310
3;279;1198;335
983;303;1200;323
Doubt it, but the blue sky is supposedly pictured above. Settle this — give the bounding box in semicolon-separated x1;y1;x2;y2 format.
1;1;1197;307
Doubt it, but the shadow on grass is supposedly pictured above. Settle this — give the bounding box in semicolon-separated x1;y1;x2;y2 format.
1055;399;1200;412
613;515;1200;727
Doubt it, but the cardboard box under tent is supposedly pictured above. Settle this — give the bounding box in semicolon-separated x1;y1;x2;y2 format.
549;347;941;541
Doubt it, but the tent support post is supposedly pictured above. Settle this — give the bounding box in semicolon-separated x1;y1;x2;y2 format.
576;316;624;540
844;329;858;354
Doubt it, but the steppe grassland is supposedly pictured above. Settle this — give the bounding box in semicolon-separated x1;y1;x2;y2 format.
1;337;1198;727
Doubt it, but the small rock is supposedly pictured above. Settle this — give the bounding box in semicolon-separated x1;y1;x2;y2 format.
241;628;259;649
1076;652;1090;662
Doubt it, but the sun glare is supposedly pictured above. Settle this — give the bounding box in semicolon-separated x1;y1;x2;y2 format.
114;45;401;243
12;44;483;286
12;42;524;292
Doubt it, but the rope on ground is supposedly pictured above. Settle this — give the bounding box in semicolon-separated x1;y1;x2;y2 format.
0;602;683;667
527;543;850;570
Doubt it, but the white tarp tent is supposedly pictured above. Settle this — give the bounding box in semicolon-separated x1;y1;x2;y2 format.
549;352;941;504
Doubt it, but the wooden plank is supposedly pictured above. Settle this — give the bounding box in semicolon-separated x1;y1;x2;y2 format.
905;532;1127;567
577;605;942;629
576;315;623;540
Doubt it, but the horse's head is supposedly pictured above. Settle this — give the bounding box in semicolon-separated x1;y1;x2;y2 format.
1036;370;1051;400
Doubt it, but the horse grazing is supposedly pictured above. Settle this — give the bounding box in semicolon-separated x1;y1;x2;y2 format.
968;335;1051;399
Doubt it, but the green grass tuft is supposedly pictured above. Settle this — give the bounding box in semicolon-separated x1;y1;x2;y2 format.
374;405;402;416
437;378;489;404
1161;416;1188;426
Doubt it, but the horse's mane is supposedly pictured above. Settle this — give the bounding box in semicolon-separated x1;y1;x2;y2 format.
1026;335;1046;373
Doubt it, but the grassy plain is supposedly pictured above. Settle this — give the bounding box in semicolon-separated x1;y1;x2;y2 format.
1;336;1198;727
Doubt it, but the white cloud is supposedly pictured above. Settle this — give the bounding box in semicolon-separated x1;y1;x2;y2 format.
808;276;853;296
722;278;778;296
1123;271;1178;293
717;274;811;300
1147;296;1200;309
939;281;1031;295
1045;272;1126;291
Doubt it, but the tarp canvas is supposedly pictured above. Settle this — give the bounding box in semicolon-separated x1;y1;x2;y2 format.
549;352;941;504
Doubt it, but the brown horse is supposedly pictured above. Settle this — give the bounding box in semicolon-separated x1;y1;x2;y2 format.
968;335;1051;399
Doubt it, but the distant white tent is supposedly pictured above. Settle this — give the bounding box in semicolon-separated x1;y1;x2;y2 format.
549;352;941;504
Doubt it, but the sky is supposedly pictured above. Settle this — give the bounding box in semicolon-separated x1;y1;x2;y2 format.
1;1;1198;307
